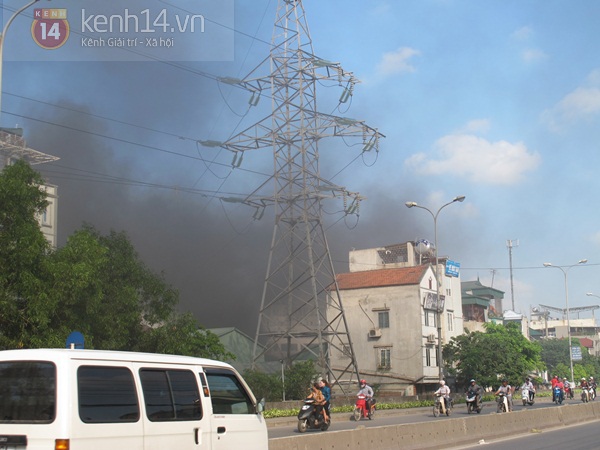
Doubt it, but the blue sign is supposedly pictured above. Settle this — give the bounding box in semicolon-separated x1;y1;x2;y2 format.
66;331;85;349
445;260;460;277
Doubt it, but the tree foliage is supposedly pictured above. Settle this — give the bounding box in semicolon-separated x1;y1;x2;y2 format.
0;161;51;348
538;338;600;382
244;360;319;402
0;162;230;360
443;322;544;389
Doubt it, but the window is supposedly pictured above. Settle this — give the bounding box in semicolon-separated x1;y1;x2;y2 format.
140;369;202;421
447;312;454;332
0;361;56;423
425;348;438;367
424;310;437;327
204;368;255;414
378;311;390;329
377;348;391;370
78;366;140;423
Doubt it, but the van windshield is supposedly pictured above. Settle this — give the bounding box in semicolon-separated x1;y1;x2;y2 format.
0;361;56;423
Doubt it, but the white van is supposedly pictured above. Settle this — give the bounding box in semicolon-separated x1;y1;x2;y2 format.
0;349;268;450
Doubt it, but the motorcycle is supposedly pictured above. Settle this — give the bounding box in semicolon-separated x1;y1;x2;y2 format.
466;391;482;414
496;392;510;413
521;387;534;406
581;387;591;403
297;397;330;432
433;394;451;417
590;386;596;400
353;394;376;420
564;385;574;400
553;387;564;405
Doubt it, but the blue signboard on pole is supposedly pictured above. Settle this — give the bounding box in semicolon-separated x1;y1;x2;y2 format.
445;260;460;277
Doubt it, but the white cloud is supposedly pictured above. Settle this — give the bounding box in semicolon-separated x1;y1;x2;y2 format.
542;87;600;132
521;48;548;63
405;134;541;185
511;26;533;41
376;47;420;77
590;230;600;247
456;119;491;134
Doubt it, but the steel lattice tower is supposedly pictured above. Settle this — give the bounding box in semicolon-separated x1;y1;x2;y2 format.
207;0;383;392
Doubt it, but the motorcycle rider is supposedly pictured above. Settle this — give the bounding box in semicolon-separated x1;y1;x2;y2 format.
589;376;597;399
563;377;572;399
554;377;565;403
520;377;535;403
466;379;483;410
318;378;332;419
580;377;590;401
551;375;559;402
434;380;451;412
357;379;374;415
309;383;328;423
494;379;513;412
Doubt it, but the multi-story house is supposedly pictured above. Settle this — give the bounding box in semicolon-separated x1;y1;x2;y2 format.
328;241;463;395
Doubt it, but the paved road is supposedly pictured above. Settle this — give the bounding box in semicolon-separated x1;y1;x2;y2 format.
267;395;577;439
451;419;600;450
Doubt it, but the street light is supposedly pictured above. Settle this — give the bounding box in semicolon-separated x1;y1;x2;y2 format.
0;0;41;124
405;195;465;381
543;259;588;384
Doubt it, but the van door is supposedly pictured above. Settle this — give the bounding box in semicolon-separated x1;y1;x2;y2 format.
203;368;268;450
136;365;211;450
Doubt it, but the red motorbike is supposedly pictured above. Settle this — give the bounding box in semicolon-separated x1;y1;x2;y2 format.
564;385;574;400
352;394;376;420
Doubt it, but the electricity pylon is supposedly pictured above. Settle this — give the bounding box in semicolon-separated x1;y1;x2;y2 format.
204;0;383;393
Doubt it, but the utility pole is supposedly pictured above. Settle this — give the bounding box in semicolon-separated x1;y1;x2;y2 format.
506;239;518;311
203;0;383;393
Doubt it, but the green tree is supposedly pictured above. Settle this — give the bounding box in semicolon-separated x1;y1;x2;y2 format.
0;162;232;360
284;360;318;400
0;161;52;348
140;312;233;359
243;369;282;402
444;322;544;388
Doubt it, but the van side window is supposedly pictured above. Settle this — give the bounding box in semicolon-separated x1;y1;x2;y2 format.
0;361;55;423
139;369;202;421
204;368;254;415
78;366;140;423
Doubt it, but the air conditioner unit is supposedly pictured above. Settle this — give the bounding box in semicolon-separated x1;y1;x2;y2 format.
369;328;382;338
427;334;436;343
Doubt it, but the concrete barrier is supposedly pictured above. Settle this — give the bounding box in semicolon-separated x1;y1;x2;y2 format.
269;402;600;450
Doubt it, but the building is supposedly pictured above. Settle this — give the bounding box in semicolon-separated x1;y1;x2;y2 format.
461;279;504;333
0;128;59;247
328;242;464;395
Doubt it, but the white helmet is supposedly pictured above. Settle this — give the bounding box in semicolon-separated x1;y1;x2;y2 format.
440;380;446;386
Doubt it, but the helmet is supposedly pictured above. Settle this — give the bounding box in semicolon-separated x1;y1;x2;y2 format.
582;377;586;381
469;379;475;383
563;377;567;380
440;380;446;386
591;377;594;380
525;377;530;381
360;379;366;386
502;379;508;383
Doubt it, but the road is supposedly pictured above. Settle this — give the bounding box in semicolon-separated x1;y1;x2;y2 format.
451;419;600;449
267;395;585;440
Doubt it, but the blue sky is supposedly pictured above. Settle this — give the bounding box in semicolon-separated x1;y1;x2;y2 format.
3;0;600;330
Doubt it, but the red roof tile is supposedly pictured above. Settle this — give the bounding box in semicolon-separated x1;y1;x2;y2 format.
335;265;429;290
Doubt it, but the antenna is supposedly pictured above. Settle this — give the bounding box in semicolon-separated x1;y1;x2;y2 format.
203;0;383;392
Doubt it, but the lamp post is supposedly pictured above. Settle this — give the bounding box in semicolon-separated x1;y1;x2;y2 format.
405;195;465;381
0;0;40;124
543;259;588;384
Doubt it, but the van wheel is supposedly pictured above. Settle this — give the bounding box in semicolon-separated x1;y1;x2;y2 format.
297;419;308;433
